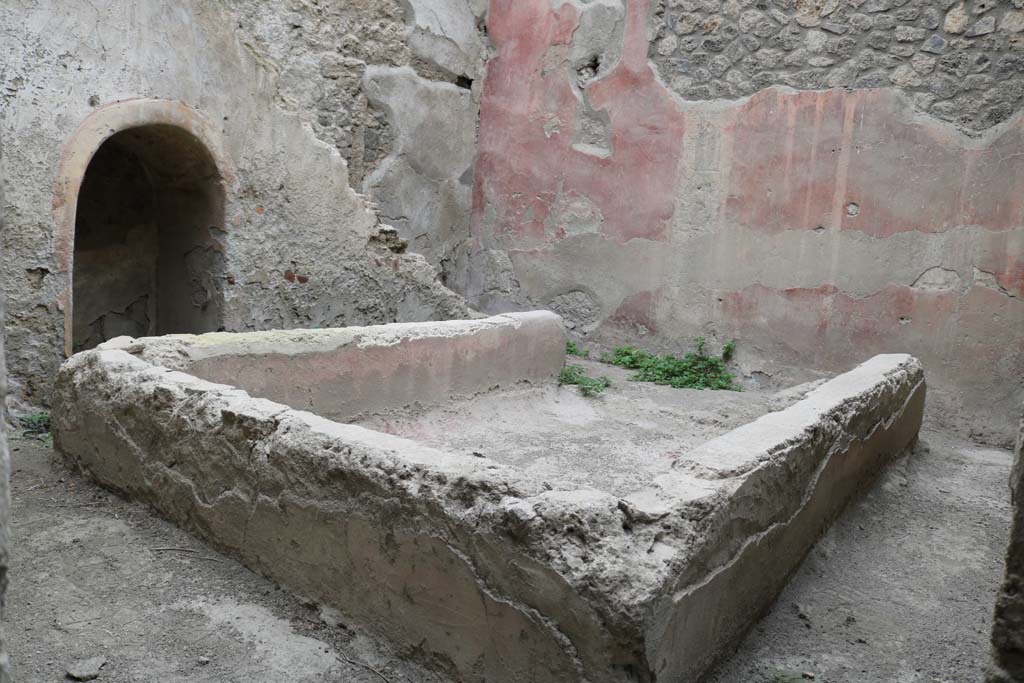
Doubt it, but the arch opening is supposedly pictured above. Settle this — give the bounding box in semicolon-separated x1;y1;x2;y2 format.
71;124;225;352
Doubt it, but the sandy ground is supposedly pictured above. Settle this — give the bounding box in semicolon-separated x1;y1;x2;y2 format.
7;429;1012;682
358;359;808;497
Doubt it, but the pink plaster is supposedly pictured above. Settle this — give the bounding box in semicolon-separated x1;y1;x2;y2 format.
607;289;661;334
724;88;1024;237
473;0;684;246
719;283;965;367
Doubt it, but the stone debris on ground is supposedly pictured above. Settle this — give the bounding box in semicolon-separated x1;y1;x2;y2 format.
65;656;106;681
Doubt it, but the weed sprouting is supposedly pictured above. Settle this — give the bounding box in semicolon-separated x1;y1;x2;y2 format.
722;339;736;362
558;365;611;397
599;346;654;369
601;339;739;391
20;411;52;439
565;340;589;357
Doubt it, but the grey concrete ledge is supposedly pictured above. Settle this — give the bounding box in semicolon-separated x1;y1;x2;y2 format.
53;317;924;683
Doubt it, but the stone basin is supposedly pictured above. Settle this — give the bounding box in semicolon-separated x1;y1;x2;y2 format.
52;311;925;682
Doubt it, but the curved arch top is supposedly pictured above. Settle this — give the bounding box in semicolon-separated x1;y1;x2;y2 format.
53;98;233;357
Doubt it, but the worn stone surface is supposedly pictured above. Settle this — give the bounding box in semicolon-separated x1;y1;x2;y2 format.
650;0;1024;132
8;435;456;683
0;0;476;411
713;431;1013;683
468;0;1024;445
53;330;925;682
989;402;1024;682
11;426;1009;683
358;359;821;498
0;129;11;683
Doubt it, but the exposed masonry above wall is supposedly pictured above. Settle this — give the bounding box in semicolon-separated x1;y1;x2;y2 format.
649;0;1024;133
229;0;488;285
230;0;487;189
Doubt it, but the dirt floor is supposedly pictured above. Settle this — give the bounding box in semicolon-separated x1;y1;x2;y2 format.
7;428;1013;682
7;434;452;683
710;431;1012;683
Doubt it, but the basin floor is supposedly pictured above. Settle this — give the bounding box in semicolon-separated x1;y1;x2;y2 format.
8;430;1011;682
357;359;800;497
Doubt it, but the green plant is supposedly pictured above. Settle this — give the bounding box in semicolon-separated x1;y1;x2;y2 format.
602;339;739;391
20;411;52;439
558;365;611;397
599;345;655;368
565;340;589;357
722;339;736;362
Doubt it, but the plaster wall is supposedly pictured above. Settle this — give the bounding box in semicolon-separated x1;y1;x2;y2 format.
468;0;1024;445
0;0;476;408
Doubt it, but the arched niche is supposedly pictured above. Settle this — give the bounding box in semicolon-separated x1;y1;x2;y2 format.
53;99;232;355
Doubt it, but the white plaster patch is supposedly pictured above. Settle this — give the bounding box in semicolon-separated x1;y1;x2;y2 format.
545;191;604;238
911;266;961;291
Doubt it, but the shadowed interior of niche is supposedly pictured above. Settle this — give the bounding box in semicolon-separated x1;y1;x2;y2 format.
71;124;226;352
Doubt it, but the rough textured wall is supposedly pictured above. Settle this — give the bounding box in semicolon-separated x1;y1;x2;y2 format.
229;0;485;187
651;0;1024;132
0;131;12;683
0;0;475;409
468;0;1024;445
989;403;1024;682
230;0;489;286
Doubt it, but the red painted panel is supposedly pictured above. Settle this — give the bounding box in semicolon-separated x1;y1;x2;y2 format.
720;283;964;366
474;0;684;246
476;3;1024;243
725;89;1024;237
607;289;660;334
